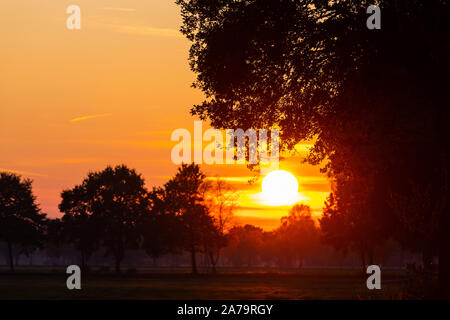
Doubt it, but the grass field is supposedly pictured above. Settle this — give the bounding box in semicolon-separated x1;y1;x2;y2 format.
0;267;409;300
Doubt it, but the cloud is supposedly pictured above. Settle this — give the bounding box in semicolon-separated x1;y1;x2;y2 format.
114;25;182;38
10;158;106;167
300;183;331;193
88;14;182;38
67;138;173;149
0;168;48;177
135;130;174;136
69;113;112;123
103;7;136;12
59;158;104;164
205;176;254;183
92;20;182;38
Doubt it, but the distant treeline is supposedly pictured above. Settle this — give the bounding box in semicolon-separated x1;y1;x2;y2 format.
1;164;422;274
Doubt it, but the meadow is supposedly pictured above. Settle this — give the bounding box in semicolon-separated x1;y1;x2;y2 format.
0;267;409;300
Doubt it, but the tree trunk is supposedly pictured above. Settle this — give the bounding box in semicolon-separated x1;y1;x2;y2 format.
114;243;124;274
437;145;450;297
115;257;122;274
298;257;304;269
438;211;450;298
7;242;14;273
422;242;433;273
191;245;198;274
209;252;217;274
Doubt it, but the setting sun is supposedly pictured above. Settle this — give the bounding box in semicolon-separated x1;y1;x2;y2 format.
262;170;299;206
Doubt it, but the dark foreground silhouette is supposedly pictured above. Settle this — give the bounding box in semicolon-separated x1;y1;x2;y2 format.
0;267;411;300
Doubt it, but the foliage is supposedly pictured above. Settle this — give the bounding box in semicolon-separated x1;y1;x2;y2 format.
200;178;238;271
275;204;319;268
176;0;450;294
0;172;47;272
161;163;218;273
59;165;152;272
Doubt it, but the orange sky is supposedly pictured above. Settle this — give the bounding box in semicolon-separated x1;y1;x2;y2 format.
0;0;330;230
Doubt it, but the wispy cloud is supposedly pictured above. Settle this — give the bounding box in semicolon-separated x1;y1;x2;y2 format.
92;21;182;38
114;25;181;38
69;113;112;123
0;168;48;177
205;176;254;183
13;158;106;167
68;138;172;149
103;7;136;12
135;130;174;136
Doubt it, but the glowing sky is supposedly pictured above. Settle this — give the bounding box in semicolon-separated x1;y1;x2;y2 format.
0;0;330;230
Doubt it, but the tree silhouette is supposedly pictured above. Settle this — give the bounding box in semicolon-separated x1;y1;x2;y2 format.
60;165;151;273
140;187;183;261
224;225;264;267
275;204;319;269
44;218;65;265
0;172;46;272
177;0;450;295
178;0;448;141
163;163;217;274
200;178;238;272
320;187;383;275
389;181;439;271
59;185;101;271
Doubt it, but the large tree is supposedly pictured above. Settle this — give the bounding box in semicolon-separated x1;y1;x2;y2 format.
200;178;238;272
59;185;101;271
275;204;319;269
0;172;46;272
224;224;264;267
320;179;385;275
177;0;448;139
177;0;450;295
140;187;183;262
163;163;217;274
60;165;152;273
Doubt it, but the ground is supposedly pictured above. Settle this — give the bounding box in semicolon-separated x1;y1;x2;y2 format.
0;267;408;300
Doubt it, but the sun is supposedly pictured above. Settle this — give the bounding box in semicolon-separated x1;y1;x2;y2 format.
262;170;299;206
